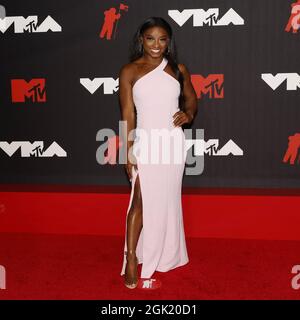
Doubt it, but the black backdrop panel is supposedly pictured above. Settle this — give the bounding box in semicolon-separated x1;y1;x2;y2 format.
0;0;299;188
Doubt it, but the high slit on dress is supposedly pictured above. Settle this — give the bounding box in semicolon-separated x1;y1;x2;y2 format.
120;57;189;279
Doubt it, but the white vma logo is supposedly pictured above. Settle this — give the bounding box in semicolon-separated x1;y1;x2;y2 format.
186;139;243;156
0;265;5;290
80;78;119;94
261;73;300;91
0;141;67;157
168;8;244;27
0;15;62;33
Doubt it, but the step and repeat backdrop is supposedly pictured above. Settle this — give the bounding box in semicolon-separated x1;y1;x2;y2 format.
0;0;299;188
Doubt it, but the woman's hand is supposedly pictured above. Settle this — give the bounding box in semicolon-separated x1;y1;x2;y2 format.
172;111;194;127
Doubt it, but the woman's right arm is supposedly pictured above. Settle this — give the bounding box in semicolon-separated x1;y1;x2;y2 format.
118;64;137;180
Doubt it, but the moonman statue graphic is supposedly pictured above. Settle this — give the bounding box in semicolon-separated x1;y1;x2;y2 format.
283;133;300;165
99;8;121;40
285;0;300;34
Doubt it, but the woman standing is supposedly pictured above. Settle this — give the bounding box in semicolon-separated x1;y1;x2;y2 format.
118;17;197;289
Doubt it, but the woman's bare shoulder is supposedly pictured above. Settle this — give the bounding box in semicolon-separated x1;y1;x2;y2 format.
119;59;143;84
119;59;143;75
119;62;133;77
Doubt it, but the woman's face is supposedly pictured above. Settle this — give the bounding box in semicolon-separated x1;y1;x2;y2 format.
140;26;170;58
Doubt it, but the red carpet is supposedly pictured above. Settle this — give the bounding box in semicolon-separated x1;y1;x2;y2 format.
0;233;299;300
1;189;300;240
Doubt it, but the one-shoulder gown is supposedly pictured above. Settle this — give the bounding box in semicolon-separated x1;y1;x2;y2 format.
120;57;189;279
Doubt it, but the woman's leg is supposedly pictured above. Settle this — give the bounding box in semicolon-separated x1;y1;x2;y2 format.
125;173;143;285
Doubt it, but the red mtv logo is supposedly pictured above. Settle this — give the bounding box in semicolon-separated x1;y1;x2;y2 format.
191;74;224;99
11;79;46;103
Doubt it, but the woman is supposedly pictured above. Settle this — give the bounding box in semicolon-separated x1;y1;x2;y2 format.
118;17;197;289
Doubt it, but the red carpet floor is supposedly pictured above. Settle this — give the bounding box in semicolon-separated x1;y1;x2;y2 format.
0;233;300;300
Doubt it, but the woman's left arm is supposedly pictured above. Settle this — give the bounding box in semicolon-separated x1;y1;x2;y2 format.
173;63;198;127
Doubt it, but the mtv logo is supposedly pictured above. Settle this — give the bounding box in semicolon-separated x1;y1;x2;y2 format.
168;8;244;27
80;78;119;94
11;79;46;102
261;73;300;91
191;74;224;99
0;141;67;157
0;15;62;33
186;139;243;156
0;265;5;290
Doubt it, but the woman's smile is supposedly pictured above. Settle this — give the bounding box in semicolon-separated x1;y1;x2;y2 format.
150;49;161;53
